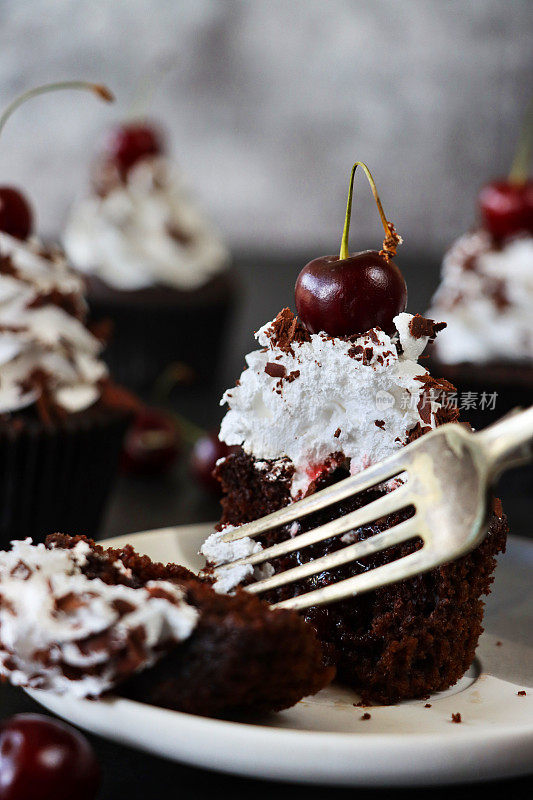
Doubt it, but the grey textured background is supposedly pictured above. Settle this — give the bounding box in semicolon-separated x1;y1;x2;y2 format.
0;0;531;259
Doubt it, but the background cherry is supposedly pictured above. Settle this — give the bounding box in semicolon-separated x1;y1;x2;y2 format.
0;187;33;239
190;431;238;495
103;121;163;176
478;178;533;239
295;162;406;337
121;407;180;476
0;713;100;800
479;100;533;239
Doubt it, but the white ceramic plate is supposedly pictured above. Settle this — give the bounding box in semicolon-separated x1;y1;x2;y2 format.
28;525;533;787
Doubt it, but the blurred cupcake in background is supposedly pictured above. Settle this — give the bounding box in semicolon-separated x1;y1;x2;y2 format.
0;82;139;543
63;118;235;393
428;104;533;428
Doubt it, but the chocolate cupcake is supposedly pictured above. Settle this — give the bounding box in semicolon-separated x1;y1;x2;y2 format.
427;228;533;428
201;163;508;704
0;231;137;544
63;121;235;393
427;154;533;430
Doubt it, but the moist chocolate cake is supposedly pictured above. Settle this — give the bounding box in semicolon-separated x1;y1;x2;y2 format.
0;534;333;718
204;308;508;704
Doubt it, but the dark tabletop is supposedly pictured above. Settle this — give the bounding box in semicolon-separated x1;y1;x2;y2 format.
2;252;532;798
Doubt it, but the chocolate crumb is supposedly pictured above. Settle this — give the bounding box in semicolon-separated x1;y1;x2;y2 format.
265;362;287;379
496;641;502;647
424;703;432;708
286;369;300;383
348;344;364;360
263;308;310;354
408;313;447;340
334;428;341;438
360;712;371;720
10;561;32;580
54;592;87;613
517;690;527;696
451;712;462;723
27;289;83;320
166;223;193;246
374;420;385;430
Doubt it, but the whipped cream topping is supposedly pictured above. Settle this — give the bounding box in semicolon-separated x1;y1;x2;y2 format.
219;311;446;497
201;527;274;594
428;230;533;364
0;539;198;697
0;233;108;415
63;157;230;292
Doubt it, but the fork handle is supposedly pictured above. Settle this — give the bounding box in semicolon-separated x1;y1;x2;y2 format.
476;406;533;479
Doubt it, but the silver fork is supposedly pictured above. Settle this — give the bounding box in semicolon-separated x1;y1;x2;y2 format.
213;408;533;610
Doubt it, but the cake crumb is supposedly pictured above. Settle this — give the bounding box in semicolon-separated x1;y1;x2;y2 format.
517;690;527;696
496;641;502;646
334;428;341;438
451;712;462;724
360;712;371;721
491;497;504;518
424;703;432;708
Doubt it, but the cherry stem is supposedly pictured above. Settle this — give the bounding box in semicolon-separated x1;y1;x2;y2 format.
509;97;533;186
0;81;114;138
339;162;401;261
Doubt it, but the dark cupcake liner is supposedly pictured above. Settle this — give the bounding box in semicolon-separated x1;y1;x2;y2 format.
0;409;131;547
86;271;237;394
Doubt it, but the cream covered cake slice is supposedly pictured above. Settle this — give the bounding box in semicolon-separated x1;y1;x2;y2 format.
0;534;333;716
0;538;198;697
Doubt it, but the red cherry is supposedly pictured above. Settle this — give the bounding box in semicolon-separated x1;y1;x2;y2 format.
295;250;407;337
122;408;180;476
0;187;33;239
103;121;163;175
190;431;238;495
0;713;100;800
478;179;533;239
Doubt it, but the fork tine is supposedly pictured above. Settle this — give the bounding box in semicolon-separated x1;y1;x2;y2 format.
214;483;411;572
246;516;418;595
220;451;407;544
271;548;438;611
